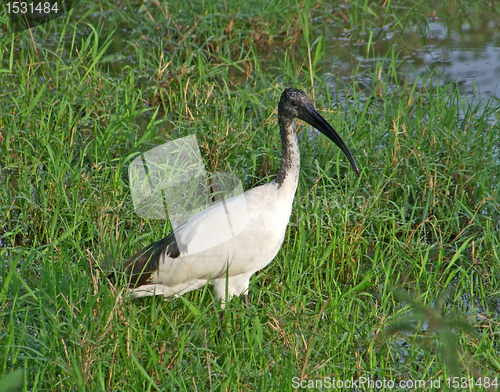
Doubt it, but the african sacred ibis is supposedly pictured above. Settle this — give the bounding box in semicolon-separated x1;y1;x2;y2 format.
108;88;360;307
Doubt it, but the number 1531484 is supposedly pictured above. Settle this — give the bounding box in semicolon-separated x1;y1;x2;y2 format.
6;2;58;14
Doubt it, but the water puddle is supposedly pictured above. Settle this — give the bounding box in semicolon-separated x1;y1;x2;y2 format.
400;19;500;102
319;13;500;103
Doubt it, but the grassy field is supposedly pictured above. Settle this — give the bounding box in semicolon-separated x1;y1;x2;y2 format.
1;0;500;390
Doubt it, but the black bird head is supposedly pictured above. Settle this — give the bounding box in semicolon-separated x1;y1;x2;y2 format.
278;88;360;176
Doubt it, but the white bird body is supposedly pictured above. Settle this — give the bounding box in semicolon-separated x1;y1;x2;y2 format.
130;156;299;303
109;89;359;307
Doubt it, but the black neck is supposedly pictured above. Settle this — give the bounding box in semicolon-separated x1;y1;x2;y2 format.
275;116;300;188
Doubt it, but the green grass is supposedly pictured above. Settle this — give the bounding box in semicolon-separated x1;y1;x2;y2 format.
1;0;500;390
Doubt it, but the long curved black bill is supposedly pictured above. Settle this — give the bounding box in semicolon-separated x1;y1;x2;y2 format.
299;104;360;177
